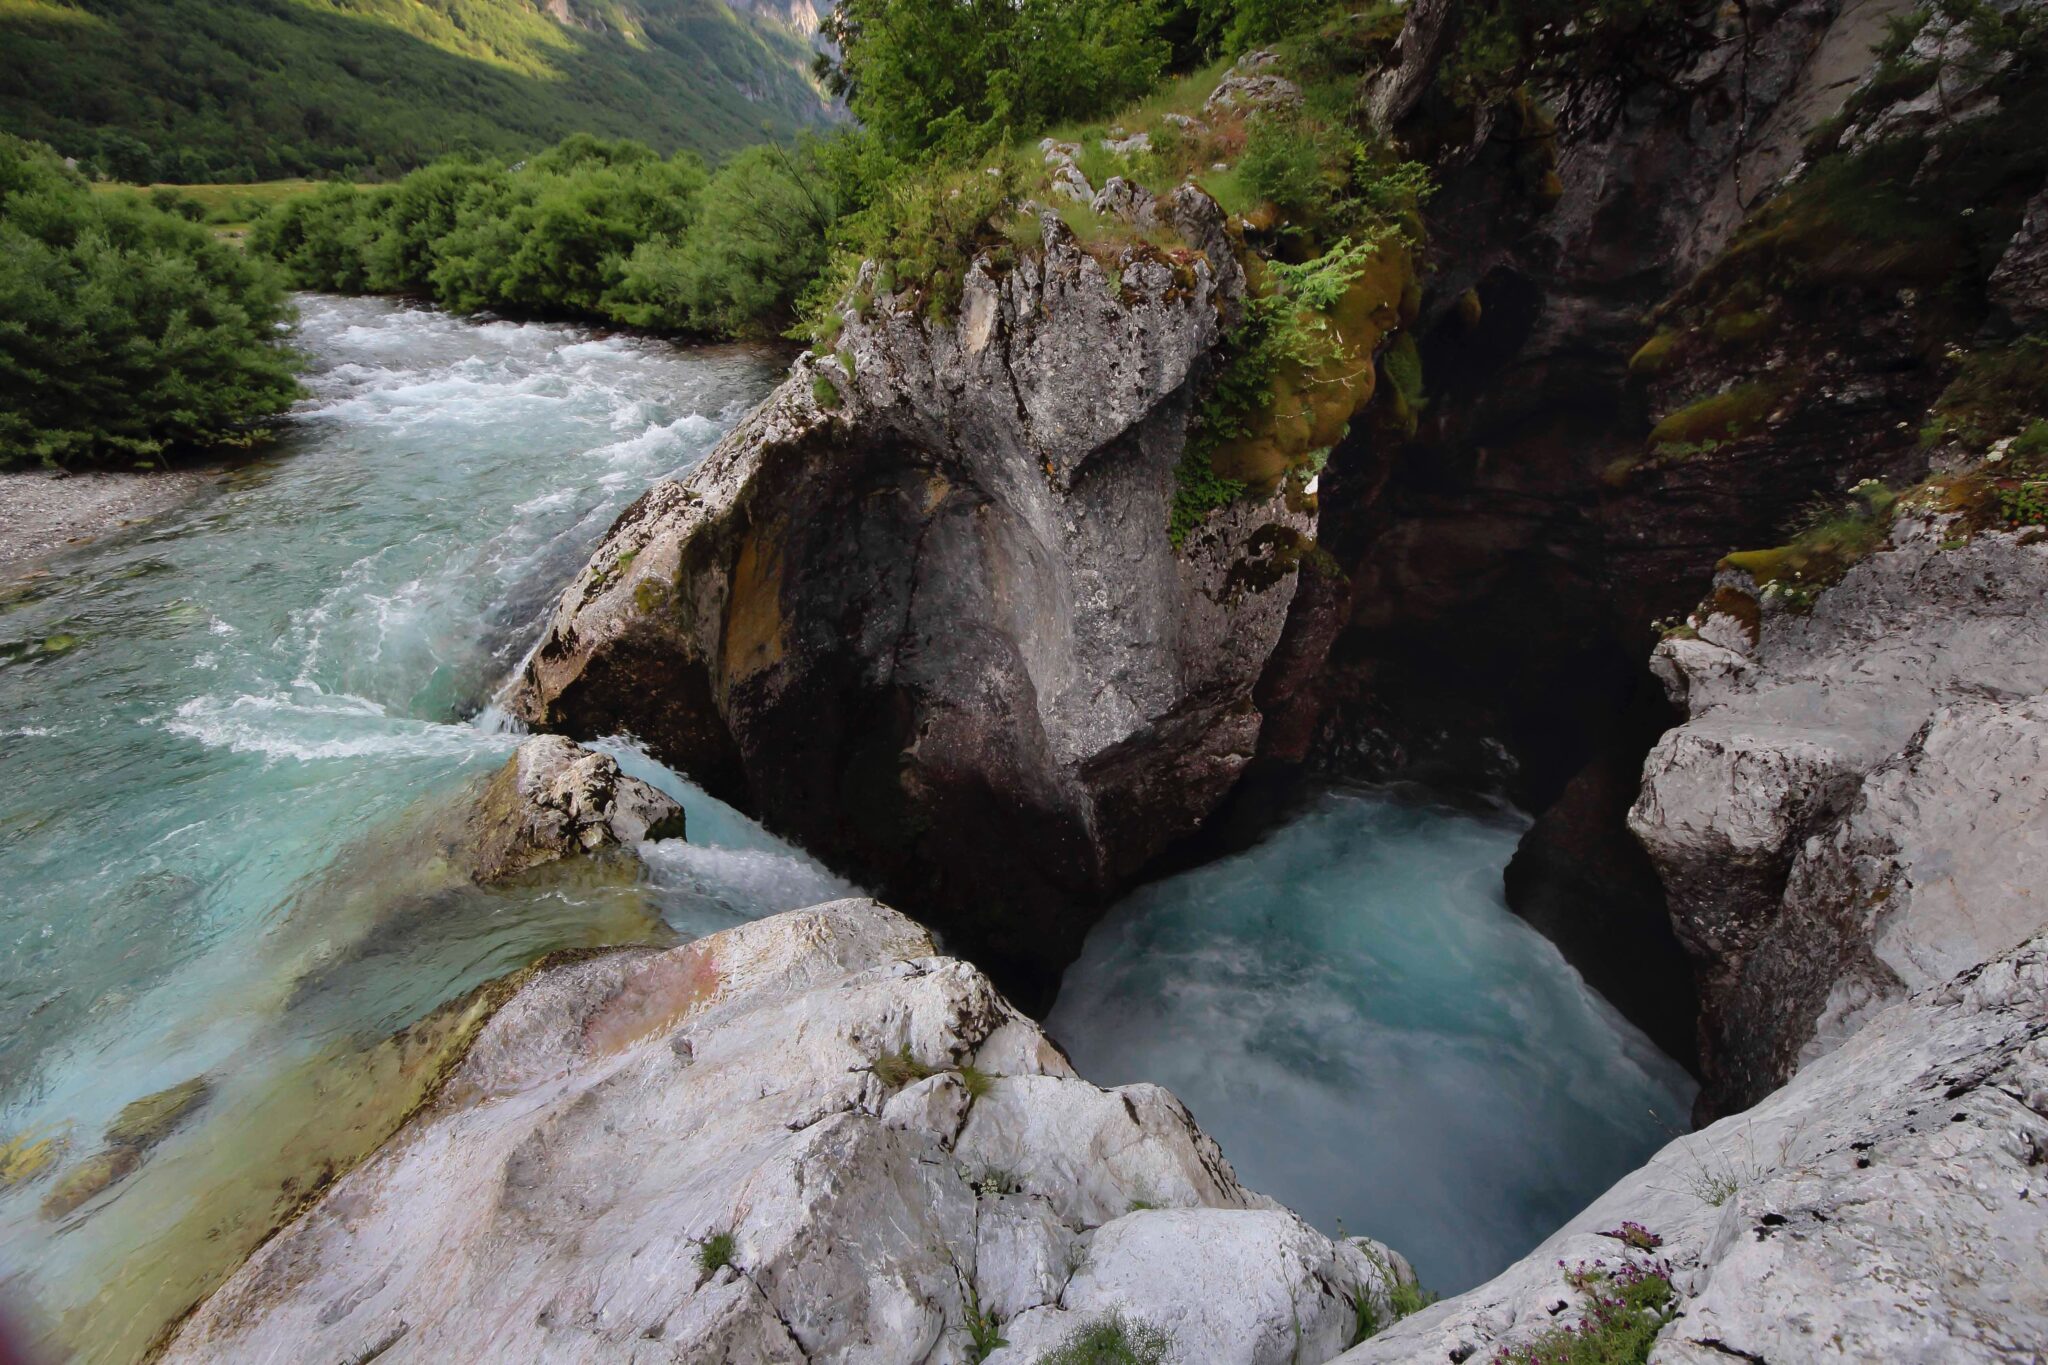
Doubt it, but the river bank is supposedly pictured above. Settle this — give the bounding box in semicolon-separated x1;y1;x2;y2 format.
0;468;218;582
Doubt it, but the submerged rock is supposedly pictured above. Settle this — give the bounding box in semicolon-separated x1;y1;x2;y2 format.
507;190;1368;1001
164;900;1415;1364
1631;518;2048;1117
1340;932;2048;1363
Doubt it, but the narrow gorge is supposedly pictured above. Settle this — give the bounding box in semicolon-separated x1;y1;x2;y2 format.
3;0;2046;1362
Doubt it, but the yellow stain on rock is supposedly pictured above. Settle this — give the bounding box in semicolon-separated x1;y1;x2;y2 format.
723;522;790;686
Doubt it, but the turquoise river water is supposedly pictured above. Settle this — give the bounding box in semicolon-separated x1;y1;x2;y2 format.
0;296;1690;1361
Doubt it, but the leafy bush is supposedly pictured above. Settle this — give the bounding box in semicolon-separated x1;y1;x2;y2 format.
0;136;300;468
611;138;877;337
820;0;1171;157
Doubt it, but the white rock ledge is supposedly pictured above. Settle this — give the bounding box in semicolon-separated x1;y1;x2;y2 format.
164;900;1413;1365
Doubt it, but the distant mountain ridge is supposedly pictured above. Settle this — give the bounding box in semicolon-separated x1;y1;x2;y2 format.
0;0;838;183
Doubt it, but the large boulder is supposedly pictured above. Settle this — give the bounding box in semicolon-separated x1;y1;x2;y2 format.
163;900;1415;1365
1340;932;2048;1364
1630;517;2048;1116
507;192;1377;1001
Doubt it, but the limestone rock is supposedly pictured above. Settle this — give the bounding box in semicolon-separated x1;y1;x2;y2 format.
164;901;1414;1365
507;186;1318;1004
1339;934;2048;1364
1204;69;1302;117
992;1212;1412;1365
468;735;685;884
1090;174;1158;226
1630;519;2048;1115
1990;183;2048;329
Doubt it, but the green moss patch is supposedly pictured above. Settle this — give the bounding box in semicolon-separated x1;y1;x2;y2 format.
1648;382;1783;449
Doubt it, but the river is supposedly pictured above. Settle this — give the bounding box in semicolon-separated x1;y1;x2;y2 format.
0;296;1689;1360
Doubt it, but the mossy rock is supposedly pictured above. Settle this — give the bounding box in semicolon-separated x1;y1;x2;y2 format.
1628;330;1681;375
811;374;843;411
1709;310;1773;347
1649;382;1782;448
1456;287;1482;330
42;1146;142;1220
0;1126;68;1189
105;1076;213;1151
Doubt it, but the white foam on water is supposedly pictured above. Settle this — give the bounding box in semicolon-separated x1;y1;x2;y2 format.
159;690;516;764
1048;785;1697;1295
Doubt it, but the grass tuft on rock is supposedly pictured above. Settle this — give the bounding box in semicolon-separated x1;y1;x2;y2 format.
1488;1257;1677;1365
697;1230;736;1276
872;1046;935;1089
1035;1312;1173;1365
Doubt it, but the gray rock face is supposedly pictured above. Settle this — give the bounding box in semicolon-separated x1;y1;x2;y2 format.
1339;933;2048;1364
1991;184;2048;329
469;735;686;883
509;192;1326;1001
1630;518;2048;1116
165;901;1415;1365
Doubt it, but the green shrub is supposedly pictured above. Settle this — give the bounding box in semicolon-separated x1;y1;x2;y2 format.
696;1230;736;1276
0;135;300;469
1035;1313;1173;1365
819;0;1170;157
1241;114;1334;220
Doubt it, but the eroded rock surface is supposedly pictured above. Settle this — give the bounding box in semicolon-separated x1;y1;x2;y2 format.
1631;519;2048;1116
165;900;1414;1365
507;193;1346;999
1340;933;2048;1364
469;734;686;883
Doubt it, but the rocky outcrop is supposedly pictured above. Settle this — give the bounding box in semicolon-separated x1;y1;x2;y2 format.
165;900;1415;1365
1991;184;2048;330
507;192;1378;1002
1340;932;2048;1364
1632;518;2048;1117
469;734;686;883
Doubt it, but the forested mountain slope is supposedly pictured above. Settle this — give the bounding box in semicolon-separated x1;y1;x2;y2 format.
0;0;835;181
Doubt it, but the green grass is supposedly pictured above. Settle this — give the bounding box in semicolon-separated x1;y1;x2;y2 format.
871;1046;933;1088
0;0;833;182
696;1230;736;1276
1035;1313;1173;1364
1492;1261;1677;1365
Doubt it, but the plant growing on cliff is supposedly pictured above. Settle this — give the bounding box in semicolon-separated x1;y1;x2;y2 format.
696;1230;736;1276
872;1046;936;1089
1489;1257;1677;1365
1171;232;1393;546
963;1282;1009;1361
1035;1312;1173;1364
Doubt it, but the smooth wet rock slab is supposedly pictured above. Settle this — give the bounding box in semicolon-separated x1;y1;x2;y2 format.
165;900;1415;1364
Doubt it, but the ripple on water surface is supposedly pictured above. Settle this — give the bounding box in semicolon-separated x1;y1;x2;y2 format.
1048;785;1697;1294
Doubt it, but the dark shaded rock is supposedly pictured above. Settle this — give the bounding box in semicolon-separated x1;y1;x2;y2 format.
509;199;1385;1005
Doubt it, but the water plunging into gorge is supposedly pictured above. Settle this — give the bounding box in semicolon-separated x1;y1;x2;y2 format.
0;298;1687;1358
